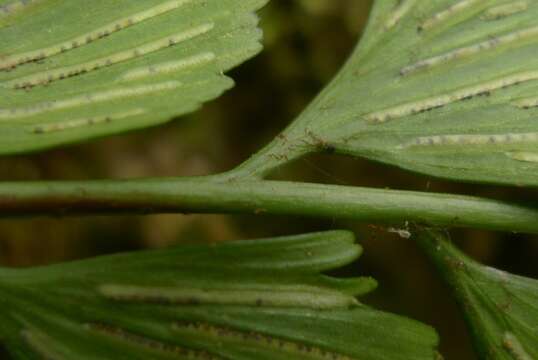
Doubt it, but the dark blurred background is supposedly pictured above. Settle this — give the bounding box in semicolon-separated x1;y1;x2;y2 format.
0;1;537;359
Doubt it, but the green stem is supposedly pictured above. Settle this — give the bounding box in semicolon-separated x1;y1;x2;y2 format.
0;177;537;234
413;228;504;359
217;128;315;181
413;228;471;284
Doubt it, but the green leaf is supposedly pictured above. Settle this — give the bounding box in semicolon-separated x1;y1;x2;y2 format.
0;0;266;154
417;228;538;359
265;0;538;186
0;230;440;359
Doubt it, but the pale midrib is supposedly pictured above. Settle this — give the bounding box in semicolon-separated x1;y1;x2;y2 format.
507;151;538;163
481;1;529;21
419;0;483;31
120;51;215;81
3;22;214;89
401;24;538;75
0;81;181;119
502;332;533;360
384;0;417;30
98;284;358;309
172;322;358;360
30;108;146;134
401;132;538;149
22;329;67;360
365;70;538;123
0;0;194;70
86;323;221;360
514;96;538;108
